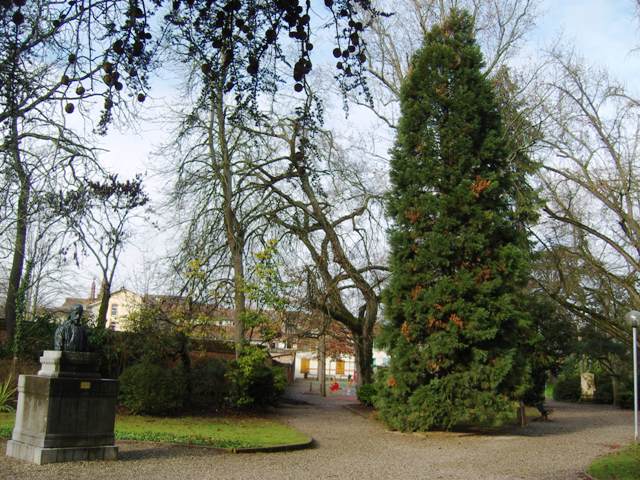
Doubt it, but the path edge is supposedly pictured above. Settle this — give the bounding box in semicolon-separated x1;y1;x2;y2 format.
227;437;315;454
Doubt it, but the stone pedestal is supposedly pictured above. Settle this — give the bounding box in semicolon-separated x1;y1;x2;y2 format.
5;351;118;464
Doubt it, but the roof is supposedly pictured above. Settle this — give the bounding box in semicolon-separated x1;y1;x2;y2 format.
59;297;95;311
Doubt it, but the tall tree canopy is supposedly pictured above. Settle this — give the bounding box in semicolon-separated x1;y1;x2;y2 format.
377;9;536;431
0;0;378;347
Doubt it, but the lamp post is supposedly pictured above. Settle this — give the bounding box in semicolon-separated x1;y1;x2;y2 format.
625;310;640;442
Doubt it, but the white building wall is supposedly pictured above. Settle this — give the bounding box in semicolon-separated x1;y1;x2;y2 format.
294;349;389;380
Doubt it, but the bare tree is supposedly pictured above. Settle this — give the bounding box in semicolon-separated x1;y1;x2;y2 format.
160;44;284;354
357;0;538;128
1;119;97;343
248;109;388;385
54;174;149;328
0;0;151;346
534;50;640;340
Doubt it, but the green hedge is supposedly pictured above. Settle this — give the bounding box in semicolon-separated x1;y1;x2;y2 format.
357;383;376;407
119;349;286;414
594;374;613;404
553;374;581;402
119;361;187;415
190;357;228;411
225;346;286;409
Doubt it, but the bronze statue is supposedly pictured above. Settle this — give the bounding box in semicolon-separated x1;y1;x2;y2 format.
54;304;89;352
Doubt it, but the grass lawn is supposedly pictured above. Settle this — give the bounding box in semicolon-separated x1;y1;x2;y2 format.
587;443;640;480
0;411;309;450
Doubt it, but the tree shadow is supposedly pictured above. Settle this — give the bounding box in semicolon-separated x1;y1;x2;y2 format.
449;402;633;438
117;441;225;461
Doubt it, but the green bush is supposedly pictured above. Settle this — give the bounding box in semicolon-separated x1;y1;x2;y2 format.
89;326;192;380
4;312;57;361
594;374;613;404
553;374;581;402
190;357;228;411
225;346;285;409
618;390;635;409
119;361;187;415
17;313;57;361
357;383;376;407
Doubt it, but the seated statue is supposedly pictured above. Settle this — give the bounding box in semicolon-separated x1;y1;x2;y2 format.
54;304;89;352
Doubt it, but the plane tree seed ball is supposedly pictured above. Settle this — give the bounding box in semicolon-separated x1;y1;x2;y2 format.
12;11;24;25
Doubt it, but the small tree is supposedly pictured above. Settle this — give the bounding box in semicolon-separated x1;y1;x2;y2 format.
378;10;537;431
55;174;148;328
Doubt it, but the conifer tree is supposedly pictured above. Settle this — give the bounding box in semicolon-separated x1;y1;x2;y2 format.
377;10;536;431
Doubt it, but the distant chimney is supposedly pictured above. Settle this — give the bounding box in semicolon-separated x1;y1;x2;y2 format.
90;279;96;301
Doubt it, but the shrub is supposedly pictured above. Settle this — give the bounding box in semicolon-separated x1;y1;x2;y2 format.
553;374;581;402
225;346;285;409
618;390;635;409
190;357;228;411
594;374;613;404
357;383;376;407
19;313;57;361
119;361;187;415
0;375;16;412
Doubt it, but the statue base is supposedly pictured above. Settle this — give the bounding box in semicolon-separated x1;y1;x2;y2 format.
5;351;118;465
37;350;101;379
6;441;118;465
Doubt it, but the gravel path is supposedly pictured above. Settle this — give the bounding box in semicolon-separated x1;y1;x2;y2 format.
1;384;635;480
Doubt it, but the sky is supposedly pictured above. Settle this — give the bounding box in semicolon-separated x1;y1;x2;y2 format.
60;0;640;302
533;0;640;84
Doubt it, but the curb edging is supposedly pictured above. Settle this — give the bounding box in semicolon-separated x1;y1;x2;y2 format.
227;437;315;454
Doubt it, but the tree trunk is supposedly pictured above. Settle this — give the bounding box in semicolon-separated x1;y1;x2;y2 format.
211;84;245;358
319;334;326;397
4;125;29;347
517;400;527;427
611;375;620;407
30;274;40;319
177;332;192;407
96;281;111;329
231;243;246;356
353;330;374;386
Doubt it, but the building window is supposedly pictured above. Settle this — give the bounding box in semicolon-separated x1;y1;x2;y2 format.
110;321;117;331
111;304;118;318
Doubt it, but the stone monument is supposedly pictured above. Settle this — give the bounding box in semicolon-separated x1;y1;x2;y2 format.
581;372;596;401
6;304;118;464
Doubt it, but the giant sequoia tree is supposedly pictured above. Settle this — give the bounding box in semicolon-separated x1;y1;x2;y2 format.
378;10;536;431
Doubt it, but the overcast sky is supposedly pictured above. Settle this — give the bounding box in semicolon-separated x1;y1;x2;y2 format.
61;0;640;302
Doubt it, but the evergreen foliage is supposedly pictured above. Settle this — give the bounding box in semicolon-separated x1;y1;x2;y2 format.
119;361;188;415
377;10;537;431
225;345;286;409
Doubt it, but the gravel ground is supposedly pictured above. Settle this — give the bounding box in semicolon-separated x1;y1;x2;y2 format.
1;383;634;480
